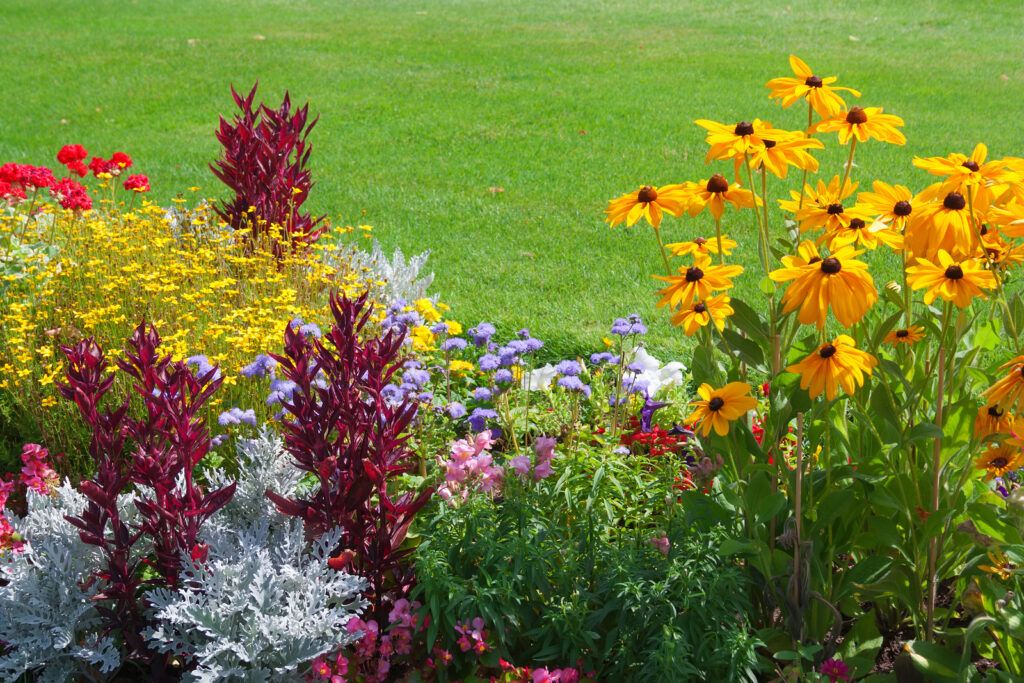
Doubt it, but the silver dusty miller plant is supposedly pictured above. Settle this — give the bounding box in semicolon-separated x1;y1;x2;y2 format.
335;239;434;304
143;430;368;682
0;481;133;682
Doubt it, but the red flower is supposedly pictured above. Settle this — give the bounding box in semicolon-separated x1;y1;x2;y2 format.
88;157;113;176
50;178;92;211
67;161;88;177
57;144;89;165
24;166;55;189
123;174;150;193
111;152;132;168
0;163;28;184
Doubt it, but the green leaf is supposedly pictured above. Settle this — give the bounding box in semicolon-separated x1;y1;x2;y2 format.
719;328;766;369
905;422;944;442
904;640;965;681
758;276;777;295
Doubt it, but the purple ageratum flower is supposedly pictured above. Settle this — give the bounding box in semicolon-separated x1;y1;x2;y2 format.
494;369;514;384
497;347;519;367
524;337;544;352
241;354;277;379
400;382;420;393
505;339;530;355
610;313;647;336
469;322;495;347
210;434;228;448
555;360;582;376
479;354;501;371
266;378;298;406
418;391;434;402
442;337;467;352
299;322;322;339
517;328;531;338
556;375;592;398
218;407;257;427
430;322;450;335
468;408;499;432
446;402;467;419
623;376;650;396
404;359;422;369
609;395;627;407
590;352;615;365
473;387;492;402
186;355;222;381
381;384;406;406
625;362;645;373
403;368;431;388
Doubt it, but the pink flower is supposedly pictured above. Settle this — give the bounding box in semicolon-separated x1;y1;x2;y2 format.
820;658;852;682
19;444;57;494
510;455;531;477
474;430;496;453
532;460;554;481
533;668;560;683
648;536;670;557
534;436;557;462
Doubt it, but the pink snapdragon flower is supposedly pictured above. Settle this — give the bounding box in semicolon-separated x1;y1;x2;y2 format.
19;444;58;494
439;431;504;502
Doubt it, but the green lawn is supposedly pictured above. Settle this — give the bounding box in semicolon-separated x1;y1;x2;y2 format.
4;0;1023;361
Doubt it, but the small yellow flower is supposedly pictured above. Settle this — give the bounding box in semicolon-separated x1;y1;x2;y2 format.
883;326;925;347
686;382;758;437
979;549;1017;580
812;106;906;146
605;184;689;229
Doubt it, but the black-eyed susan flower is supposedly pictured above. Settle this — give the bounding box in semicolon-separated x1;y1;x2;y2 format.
978;549;1017;580
905;250;995;308
653;253;743;310
666;235;738;258
694;118;779;163
883;325;925;347
684;174;758;220
823;211;902;251
778;176;858;235
686;381;758;436
746;130;824;179
857;181;915;232
769;244;877;329
905;185;990;259
974;404;1016;439
765;55;861;119
982;356;1024;412
973;443;1024;482
670;293;734;336
913;143;1017;193
778;239;821;268
812;106;906;146
605;184;689;229
786;335;878;401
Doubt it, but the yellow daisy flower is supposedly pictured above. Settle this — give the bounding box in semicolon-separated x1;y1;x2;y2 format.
605;184;689;229
686;381;758;437
786;335;878;401
745;130;824;179
684;174;758;221
665;235;738;258
905;185;990;260
822;209;902;251
883;325;925;347
812;106;906;146
905;250;995;308
913;143;1017;193
857;181;915;232
982;356;1024;412
778;175;858;235
653;253;743;310
769;244;877;329
694;118;779;163
765;55;861;119
974;404;1016;440
979;549;1018;580
973;443;1024;482
669;293;734;336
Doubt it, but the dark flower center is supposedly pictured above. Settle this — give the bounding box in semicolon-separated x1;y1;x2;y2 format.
694;236;708;246
846;107;868;124
808;256;822;264
989;405;1005;417
734;121;755;136
805;75;823;88
962;160;980;172
944;264;964;280
849;218;866;230
707;173;730;194
896;329;909;338
893;200;912;216
685;267;704;282
637;185;658;203
819;344;837;358
980;225;989;235
943;192;966;210
991;457;1008;469
694;303;708;313
764;139;778;149
708;397;725;411
820;257;842;274
827;203;844;215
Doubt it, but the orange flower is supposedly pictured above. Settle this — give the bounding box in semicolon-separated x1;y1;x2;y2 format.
765;55;861;119
684;174;758;221
812;106;906;146
605;184;688;228
694;118;779;163
653;253;743;309
913;143;1018;194
883;325;925;347
857;181;915;232
982;355;1024;412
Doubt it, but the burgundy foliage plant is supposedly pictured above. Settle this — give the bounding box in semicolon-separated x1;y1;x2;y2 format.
210;81;325;254
266;293;434;622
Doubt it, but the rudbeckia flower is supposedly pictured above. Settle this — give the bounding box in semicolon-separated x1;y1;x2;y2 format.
686;381;758;436
822;211;901;251
813;106;906;146
883;325;925;347
670;293;734;336
778;176;858;235
653;253;743;309
973;443;1024;482
746;130;824;179
904;187;989;260
913;143;1017;193
605;184;689;228
684;174;758;220
905;250;995;308
974;404;1016;439
694;118;779;163
666;235;738;258
857;181;915;232
982;355;1024;412
769;244;877;329
786;335;878;401
765;55;861;119
979;549;1018;580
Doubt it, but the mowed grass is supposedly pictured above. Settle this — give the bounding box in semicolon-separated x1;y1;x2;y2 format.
3;0;1023;361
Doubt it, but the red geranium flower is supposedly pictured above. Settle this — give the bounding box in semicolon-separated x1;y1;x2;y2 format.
57;144;89;165
110;151;132;168
50;177;92;211
123;174;150;193
88;157;113;176
67;161;87;177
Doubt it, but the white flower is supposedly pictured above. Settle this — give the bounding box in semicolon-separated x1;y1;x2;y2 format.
522;363;558;391
626;348;686;397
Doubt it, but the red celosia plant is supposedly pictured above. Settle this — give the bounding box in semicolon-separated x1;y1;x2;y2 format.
266;292;433;623
210;81;325;255
58;324;235;679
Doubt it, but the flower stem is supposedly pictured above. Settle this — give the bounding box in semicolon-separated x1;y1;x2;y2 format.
840;138;857;190
798;103;813;211
713;217;724;265
653;225;672;276
925;302;951;641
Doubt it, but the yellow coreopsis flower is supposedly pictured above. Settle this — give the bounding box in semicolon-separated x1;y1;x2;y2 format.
765;55;862;119
786;335;878;401
982;356;1024;412
913;143;1017;194
653;253;744;310
669;293;734;336
686;382;758;437
905;250;995;308
769;244;877;329
605;184;689;228
973;443;1024;482
822;209;902;251
812;106;906;146
857;181;915;232
684;174;758;221
666;235;738;258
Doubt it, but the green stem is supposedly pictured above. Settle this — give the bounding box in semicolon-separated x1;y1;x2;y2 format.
653;225;672;277
798;102;813;211
840;138;857;190
713;217;724;265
